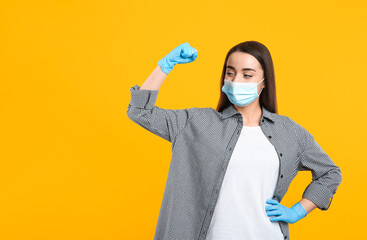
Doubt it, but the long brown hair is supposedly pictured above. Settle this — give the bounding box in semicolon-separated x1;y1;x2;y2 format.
216;41;278;114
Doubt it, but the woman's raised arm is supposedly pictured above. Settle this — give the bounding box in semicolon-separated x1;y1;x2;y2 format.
126;43;198;143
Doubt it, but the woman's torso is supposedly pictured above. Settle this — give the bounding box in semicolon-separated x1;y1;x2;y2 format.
206;125;284;240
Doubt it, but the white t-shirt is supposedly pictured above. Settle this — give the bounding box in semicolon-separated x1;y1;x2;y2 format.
206;125;284;240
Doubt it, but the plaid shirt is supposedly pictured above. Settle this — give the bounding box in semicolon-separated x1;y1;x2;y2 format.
127;84;343;240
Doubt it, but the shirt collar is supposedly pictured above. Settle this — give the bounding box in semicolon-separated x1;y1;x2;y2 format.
220;104;275;122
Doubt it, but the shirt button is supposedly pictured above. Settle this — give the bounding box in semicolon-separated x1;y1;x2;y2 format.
280;175;284;178
268;136;272;139
262;119;264;122
280;153;283;157
284;236;288;239
229;147;232;151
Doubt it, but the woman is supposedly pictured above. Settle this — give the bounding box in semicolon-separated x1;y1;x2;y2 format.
127;41;342;240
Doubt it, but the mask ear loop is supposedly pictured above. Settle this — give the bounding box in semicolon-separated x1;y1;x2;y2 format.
257;78;265;96
258;87;264;96
257;78;265;85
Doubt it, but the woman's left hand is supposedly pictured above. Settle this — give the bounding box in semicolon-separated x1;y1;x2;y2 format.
265;199;308;224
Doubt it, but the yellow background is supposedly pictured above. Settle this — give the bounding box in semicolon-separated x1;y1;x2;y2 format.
0;0;365;239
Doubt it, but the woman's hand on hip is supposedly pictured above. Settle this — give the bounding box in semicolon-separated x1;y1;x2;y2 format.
265;199;308;224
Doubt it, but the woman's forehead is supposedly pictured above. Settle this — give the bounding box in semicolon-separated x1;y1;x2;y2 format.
227;52;261;70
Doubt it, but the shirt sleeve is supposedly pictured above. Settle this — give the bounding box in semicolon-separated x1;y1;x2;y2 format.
297;127;343;211
126;84;196;143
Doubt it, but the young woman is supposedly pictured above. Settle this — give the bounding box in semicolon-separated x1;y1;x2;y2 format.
127;41;343;240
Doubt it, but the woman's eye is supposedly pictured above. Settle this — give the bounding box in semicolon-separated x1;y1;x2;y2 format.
226;72;251;77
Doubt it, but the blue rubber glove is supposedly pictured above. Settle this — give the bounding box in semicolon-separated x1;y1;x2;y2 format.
157;42;198;75
265;199;307;224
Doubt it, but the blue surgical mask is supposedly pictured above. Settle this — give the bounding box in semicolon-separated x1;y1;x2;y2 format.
222;78;265;107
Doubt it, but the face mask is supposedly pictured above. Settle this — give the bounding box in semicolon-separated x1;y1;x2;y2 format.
222;78;265;107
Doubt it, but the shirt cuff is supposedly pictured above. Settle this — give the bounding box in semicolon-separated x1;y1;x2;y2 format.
129;84;159;109
302;182;334;210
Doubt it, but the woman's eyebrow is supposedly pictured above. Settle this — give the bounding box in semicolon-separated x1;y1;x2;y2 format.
227;65;256;72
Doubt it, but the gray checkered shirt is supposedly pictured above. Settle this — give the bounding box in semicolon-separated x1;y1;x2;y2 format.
127;84;343;240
